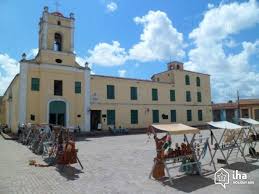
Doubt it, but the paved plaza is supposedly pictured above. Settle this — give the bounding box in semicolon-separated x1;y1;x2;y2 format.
0;130;259;194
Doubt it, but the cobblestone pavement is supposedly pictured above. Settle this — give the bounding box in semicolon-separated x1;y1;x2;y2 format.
0;130;259;194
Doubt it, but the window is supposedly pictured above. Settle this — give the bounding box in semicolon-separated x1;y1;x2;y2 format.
130;87;138;100
185;75;190;85
54;80;63;96
170;90;175;101
31;78;40;91
30;114;35;121
107;85;115;99
55;59;62;63
196;77;201;87
186;91;191;102
75;81;81;94
171;110;176;122
54;33;62;51
241;109;249;118
152;110;159;123
107;110;115;125
197;92;202;102
131;110;138;124
57;21;61;25
187;110;192;121
152;88;158;101
198;110;203;121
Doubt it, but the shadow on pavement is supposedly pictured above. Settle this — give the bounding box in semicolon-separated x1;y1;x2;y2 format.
223;161;259;173
162;175;214;193
56;165;84;180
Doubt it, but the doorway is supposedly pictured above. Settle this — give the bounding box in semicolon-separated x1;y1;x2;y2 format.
91;110;101;131
49;101;66;126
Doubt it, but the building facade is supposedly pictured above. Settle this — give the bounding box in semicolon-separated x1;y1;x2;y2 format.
2;7;91;132
212;99;259;123
2;7;212;133
90;62;212;130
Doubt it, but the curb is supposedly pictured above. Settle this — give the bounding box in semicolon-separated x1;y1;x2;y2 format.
0;131;18;140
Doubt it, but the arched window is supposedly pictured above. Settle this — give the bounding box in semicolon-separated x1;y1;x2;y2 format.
54;33;62;51
185;75;190;85
177;65;180;70
196;77;201;87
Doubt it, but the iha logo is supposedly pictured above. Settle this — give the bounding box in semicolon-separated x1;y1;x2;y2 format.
214;168;253;188
233;170;247;180
214;168;229;189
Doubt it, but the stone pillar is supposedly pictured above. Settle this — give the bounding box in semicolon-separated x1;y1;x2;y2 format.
18;61;28;125
83;63;91;132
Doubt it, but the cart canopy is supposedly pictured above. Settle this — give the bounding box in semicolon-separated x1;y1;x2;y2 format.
150;123;199;135
240;118;259;125
207;121;243;129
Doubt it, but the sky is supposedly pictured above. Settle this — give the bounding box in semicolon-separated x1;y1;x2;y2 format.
0;0;258;102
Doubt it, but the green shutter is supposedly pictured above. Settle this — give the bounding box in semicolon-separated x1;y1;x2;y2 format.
75;81;81;94
185;75;190;85
152;110;159;123
187;110;192;121
186;91;191;102
131;110;138;124
152;88;158;101
31;78;40;91
171;110;176;122
196;77;201;86
130;87;137;100
198;110;203;121
170;90;175;101
197;92;202;102
107;85;115;99
107;110;115;125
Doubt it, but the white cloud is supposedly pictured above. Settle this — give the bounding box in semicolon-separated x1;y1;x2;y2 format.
208;3;214;9
186;0;259;102
27;48;38;59
118;69;126;77
107;2;118;12
129;10;185;62
87;41;127;66
0;53;19;95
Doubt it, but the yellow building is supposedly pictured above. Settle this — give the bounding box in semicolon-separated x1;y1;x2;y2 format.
0;96;5;124
2;7;91;133
90;62;212;130
2;7;212;133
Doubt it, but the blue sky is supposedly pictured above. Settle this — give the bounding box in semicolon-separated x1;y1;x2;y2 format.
0;0;258;102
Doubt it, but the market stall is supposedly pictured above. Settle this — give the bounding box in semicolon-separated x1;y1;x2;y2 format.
18;124;83;169
147;123;215;185
207;121;247;166
240;118;259;158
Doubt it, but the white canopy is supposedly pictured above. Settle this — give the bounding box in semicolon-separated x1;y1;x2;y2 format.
150;123;199;135
207;121;243;129
240;118;259;125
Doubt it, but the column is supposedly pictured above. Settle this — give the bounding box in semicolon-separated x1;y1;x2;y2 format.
84;65;91;132
18;62;28;125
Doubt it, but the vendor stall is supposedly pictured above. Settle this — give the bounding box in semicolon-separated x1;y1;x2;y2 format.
147;123;215;185
207;121;247;166
240;118;259;158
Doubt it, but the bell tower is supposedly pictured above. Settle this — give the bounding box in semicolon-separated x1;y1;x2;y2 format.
36;6;77;66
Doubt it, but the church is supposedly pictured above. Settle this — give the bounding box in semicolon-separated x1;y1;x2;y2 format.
1;7;212;133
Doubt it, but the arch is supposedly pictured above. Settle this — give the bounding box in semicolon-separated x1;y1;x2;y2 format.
185;75;190;85
47;99;69;126
196;77;201;86
54;33;62;51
